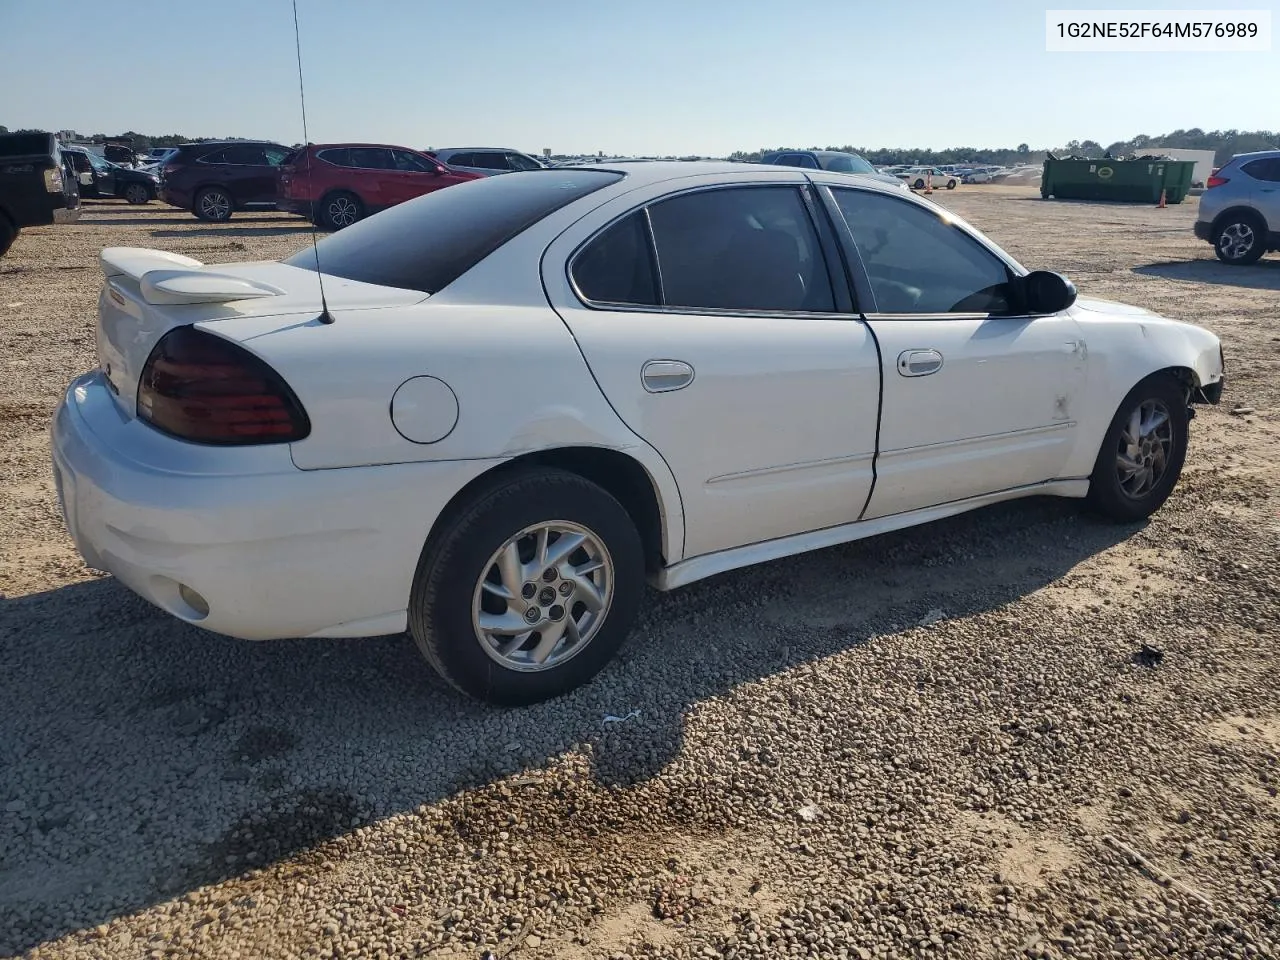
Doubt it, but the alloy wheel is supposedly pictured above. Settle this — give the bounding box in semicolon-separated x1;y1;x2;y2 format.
471;520;614;673
199;191;230;220
327;197;360;227
1217;222;1255;260
1115;399;1173;498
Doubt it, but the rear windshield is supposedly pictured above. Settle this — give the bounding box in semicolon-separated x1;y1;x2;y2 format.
285;169;623;294
0;133;55;159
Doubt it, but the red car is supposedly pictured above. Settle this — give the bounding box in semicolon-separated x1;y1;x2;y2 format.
278;143;480;230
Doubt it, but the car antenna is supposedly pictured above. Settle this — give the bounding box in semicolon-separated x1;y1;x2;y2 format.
291;0;333;324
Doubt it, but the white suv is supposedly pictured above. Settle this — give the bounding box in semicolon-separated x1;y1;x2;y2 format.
1193;149;1280;265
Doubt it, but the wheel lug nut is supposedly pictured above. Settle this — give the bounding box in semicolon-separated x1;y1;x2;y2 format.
523;607;540;624
542;568;557;583
558;581;573;597
521;583;536;600
548;605;565;621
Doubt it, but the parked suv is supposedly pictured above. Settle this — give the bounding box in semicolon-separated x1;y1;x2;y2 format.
160;140;292;221
62;146;159;204
1194;149;1280;265
428;147;546;177
277;143;481;229
0;132;81;258
758;150;908;190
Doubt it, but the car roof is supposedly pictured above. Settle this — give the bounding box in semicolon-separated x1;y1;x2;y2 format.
552;160;909;194
433;147;524;155
308;143;426;151
1230;149;1280;161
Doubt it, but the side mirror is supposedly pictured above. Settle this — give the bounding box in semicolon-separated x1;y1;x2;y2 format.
1021;270;1076;314
433;164;446;176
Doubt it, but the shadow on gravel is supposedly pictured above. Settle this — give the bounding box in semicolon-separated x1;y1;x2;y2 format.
0;496;1142;952
1133;259;1280;291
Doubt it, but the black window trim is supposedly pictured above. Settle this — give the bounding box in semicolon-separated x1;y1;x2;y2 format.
815;180;1031;318
565;180;858;321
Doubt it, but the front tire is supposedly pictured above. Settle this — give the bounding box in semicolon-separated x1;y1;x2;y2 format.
408;468;645;705
124;183;151;205
1086;374;1189;523
194;186;233;222
1213;212;1266;265
946;178;958;189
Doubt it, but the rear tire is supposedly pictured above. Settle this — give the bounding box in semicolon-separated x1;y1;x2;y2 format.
0;215;17;259
1086;374;1189;523
408;467;645;705
319;191;364;230
1213;212;1266;265
194;187;233;222
913;178;925;190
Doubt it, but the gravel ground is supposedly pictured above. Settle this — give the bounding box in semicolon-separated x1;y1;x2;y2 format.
1;189;1278;959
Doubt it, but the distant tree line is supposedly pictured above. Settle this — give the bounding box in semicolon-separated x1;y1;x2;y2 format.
732;129;1278;167
4;124;1275;166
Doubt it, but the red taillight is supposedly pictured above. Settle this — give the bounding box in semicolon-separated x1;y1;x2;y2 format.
1206;175;1229;188
137;327;310;445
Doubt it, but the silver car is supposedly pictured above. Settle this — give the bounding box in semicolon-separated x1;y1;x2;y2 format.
429;147;546;177
1193;149;1280;265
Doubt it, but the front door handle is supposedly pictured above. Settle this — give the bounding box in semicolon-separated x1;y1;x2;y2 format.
642;359;695;393
897;349;943;377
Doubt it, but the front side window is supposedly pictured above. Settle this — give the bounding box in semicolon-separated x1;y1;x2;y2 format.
392;149;433;172
263;146;290;166
507;153;543;171
647;186;836;313
832;188;1014;314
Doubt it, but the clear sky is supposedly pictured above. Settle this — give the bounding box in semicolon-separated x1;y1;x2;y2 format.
1;0;1276;155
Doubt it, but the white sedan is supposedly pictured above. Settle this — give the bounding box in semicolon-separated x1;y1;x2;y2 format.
51;162;1226;705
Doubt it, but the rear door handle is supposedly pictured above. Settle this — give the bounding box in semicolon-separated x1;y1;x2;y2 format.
897;349;943;377
642;359;695;393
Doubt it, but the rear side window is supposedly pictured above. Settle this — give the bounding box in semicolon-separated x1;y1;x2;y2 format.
443;152;472;167
197;149;228;164
318;148;351;167
571;212;659;305
285;170;623;294
1242;158;1280;182
648;186;836;313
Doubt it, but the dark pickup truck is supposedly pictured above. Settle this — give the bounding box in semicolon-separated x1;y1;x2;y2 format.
0;132;81;258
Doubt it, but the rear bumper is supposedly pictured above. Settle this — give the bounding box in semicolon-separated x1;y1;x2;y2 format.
50;371;501;641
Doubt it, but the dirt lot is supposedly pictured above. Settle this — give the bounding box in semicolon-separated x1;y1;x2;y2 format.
1;188;1278;959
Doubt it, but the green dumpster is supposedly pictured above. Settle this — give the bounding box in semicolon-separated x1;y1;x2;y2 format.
1040;157;1197;203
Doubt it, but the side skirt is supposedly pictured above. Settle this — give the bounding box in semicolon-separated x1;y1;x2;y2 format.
650;478;1090;591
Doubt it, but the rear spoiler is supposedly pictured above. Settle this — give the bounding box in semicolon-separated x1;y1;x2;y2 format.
99;247;287;306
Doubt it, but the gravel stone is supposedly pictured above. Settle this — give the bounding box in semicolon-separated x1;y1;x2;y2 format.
1;192;1278;960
